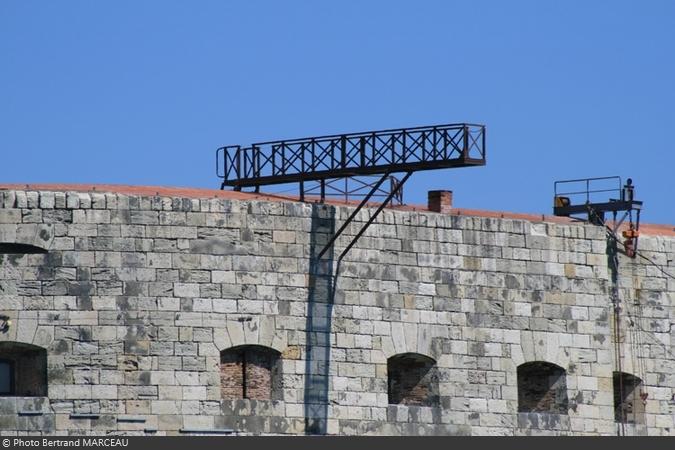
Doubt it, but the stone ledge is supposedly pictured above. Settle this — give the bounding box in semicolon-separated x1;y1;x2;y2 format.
17;411;44;416
116;416;146;423
179;428;234;435
69;413;101;419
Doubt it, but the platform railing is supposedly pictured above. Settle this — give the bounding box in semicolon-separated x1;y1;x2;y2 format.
217;123;485;190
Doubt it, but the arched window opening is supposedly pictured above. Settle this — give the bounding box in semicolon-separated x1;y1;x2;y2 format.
220;345;281;400
0;342;47;397
0;243;47;254
387;353;439;407
517;361;568;414
613;372;645;424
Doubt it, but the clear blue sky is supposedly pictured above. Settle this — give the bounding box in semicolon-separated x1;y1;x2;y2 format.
2;1;674;223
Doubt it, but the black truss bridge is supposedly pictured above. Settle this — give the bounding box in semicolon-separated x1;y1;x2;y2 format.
216;123;486;197
216;123;487;264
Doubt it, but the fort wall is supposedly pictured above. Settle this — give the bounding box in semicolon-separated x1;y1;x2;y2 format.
0;188;674;435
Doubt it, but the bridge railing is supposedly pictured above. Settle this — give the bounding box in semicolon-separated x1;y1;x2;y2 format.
217;123;486;190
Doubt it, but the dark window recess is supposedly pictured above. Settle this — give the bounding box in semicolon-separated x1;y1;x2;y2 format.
517;361;569;414
0;342;47;397
613;372;645;424
0;360;13;395
220;345;281;400
0;243;47;254
387;353;439;407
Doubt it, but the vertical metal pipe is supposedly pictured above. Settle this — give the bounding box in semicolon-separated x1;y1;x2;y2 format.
390;134;395;163
462;125;469;159
421;131;426;161
255;145;260;178
236;147;241;180
372;133;376;163
272;145;277;174
482;126;486;159
301;142;306;177
340;135;346;168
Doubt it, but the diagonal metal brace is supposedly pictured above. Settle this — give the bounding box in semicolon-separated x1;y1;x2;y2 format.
316;172;390;260
317;171;413;261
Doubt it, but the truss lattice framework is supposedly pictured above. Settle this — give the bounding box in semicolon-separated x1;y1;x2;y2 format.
217;123;486;191
302;176;404;206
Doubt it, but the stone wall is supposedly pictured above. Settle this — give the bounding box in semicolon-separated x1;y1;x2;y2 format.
0;188;674;436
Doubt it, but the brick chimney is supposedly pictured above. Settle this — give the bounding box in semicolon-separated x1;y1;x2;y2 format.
428;190;453;213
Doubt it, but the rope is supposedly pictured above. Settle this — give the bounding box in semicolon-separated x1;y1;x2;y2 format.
584;206;663;431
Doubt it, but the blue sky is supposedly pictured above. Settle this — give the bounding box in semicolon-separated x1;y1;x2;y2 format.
2;1;674;223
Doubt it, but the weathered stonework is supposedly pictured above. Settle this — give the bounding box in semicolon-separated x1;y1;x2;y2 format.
0;187;674;436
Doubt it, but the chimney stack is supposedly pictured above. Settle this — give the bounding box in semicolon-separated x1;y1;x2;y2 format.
428;190;453;213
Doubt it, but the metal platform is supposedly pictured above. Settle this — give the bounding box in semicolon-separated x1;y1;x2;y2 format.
216;122;487;265
553;176;642;257
553;176;642;223
217;123;486;196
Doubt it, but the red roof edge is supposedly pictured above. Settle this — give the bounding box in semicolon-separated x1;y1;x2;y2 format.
1;183;673;237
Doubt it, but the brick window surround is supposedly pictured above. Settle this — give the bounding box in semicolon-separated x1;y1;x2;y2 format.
220;345;282;400
517;361;568;414
387;353;439;406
